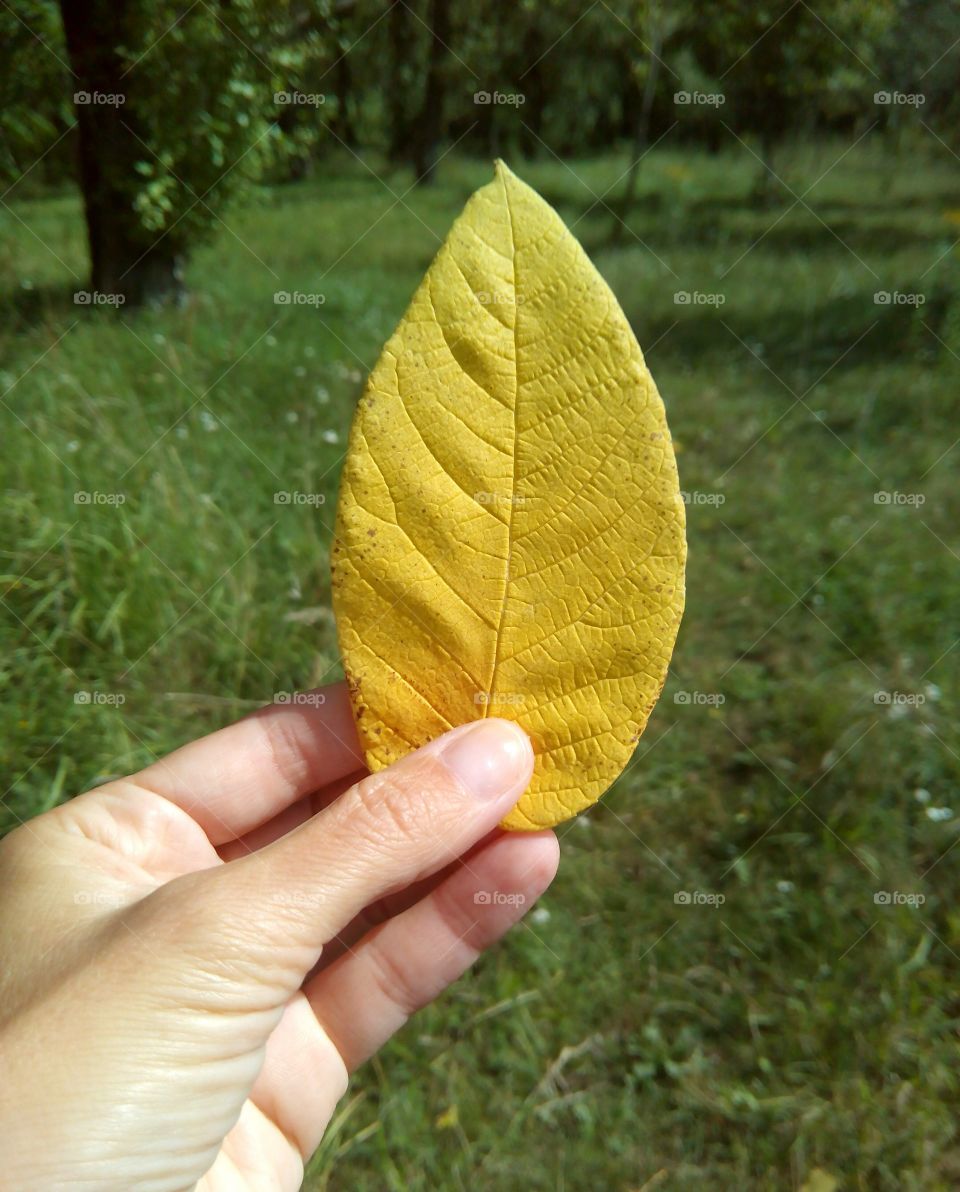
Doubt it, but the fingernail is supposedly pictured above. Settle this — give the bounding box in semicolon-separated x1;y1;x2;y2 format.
440;720;532;801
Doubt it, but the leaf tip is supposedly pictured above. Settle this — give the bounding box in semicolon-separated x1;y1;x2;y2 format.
493;157;517;184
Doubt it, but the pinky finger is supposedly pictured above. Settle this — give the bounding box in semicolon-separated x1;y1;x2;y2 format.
304;831;559;1071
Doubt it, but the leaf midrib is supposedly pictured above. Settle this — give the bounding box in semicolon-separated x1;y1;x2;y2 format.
483;169;521;715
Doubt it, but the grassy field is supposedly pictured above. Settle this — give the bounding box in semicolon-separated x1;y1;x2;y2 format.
3;137;960;1189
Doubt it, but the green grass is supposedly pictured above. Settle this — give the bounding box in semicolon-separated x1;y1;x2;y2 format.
3;136;960;1189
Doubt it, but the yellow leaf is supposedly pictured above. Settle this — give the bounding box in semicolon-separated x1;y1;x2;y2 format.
331;161;685;830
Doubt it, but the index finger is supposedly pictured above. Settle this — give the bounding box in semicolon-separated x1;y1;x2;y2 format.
132;681;365;844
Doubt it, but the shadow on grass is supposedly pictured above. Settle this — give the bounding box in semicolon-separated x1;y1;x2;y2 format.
0;281;87;332
633;286;955;377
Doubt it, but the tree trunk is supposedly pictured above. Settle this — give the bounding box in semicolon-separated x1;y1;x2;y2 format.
58;0;184;306
387;0;414;163
333;52;356;147
612;27;662;244
411;0;449;185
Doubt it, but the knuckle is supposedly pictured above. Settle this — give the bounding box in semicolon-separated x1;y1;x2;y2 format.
345;756;452;851
364;928;423;1018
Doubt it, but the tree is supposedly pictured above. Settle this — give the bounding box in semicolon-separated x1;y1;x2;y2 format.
410;0;451;184
55;0;329;305
688;0;896;198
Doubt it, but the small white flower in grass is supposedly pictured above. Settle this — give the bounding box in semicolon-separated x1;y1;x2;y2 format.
915;788;931;804
175;425;189;439
285;411;299;424
924;682;941;702
66;440;80;453
153;333;165;345
294;366;306;378
304;346;315;358
530;907;550;925
199;410;218;432
21;279;33;290
266;334;277;347
926;806;953;822
776;880;795;894
575;816;591;830
316;386;330;404
321;429;339;445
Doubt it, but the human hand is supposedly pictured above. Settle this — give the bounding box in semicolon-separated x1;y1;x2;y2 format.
0;682;558;1190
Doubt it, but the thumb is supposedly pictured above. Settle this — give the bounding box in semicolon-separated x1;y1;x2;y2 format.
164;718;535;989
